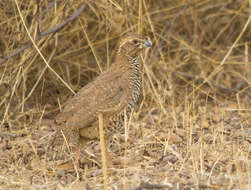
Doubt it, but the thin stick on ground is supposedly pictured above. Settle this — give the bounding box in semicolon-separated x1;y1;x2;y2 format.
60;130;80;179
98;113;108;190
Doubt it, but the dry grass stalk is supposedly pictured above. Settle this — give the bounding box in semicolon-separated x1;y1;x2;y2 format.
98;113;108;190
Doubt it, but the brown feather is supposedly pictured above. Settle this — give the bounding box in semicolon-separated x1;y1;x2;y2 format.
55;32;151;149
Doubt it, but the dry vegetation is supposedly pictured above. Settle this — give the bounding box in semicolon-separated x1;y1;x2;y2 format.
0;0;251;189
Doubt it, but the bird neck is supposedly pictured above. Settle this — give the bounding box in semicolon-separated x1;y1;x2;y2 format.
115;53;139;71
113;53;141;91
117;52;141;82
114;53;142;116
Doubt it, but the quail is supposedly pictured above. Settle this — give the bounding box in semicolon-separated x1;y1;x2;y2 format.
55;33;151;163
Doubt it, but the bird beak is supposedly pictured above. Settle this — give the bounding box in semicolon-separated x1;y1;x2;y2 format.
144;38;152;48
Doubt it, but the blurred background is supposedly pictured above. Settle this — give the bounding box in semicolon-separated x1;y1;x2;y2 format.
0;0;250;189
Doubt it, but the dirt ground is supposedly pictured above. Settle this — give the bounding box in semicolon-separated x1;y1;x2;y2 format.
1;95;250;189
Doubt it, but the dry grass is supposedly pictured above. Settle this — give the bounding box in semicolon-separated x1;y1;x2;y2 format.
0;0;250;189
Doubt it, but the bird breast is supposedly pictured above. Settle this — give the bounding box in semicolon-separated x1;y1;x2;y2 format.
126;58;142;114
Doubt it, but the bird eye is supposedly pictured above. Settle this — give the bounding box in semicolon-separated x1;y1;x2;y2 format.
133;40;138;44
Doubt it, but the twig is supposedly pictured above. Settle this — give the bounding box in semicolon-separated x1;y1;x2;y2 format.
60;129;80;179
186;14;251;98
155;1;193;50
14;0;76;95
0;2;90;65
125;181;172;190
175;71;247;94
40;3;88;36
34;0;41;39
0;132;17;138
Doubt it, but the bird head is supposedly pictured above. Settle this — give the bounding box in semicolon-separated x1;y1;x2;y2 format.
118;33;152;59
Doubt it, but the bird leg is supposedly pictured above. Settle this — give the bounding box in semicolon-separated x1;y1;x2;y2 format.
79;123;112;167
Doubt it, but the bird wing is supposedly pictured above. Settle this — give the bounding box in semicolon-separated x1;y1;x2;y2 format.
56;68;130;130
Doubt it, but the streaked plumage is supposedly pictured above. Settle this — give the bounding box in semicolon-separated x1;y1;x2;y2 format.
56;33;151;152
